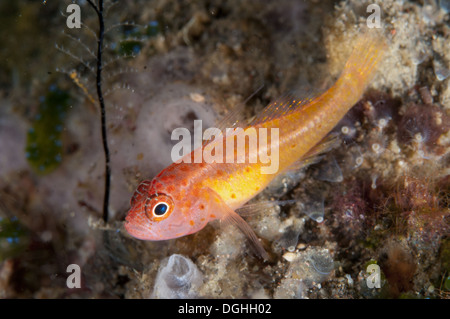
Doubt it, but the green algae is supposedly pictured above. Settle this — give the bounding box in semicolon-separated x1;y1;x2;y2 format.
440;238;450;273
25;86;71;175
0;216;29;262
445;276;450;291
117;21;161;56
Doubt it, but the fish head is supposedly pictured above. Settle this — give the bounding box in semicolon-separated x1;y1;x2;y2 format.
124;177;210;241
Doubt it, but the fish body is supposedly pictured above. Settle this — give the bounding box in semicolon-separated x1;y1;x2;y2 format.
124;33;387;257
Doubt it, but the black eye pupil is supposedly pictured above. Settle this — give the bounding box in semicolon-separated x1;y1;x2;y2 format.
154;203;168;216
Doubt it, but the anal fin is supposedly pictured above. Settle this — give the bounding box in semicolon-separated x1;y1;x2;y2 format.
286;133;341;173
264;133;341;197
236;199;296;217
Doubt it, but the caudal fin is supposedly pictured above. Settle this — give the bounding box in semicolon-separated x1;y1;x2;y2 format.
335;31;388;104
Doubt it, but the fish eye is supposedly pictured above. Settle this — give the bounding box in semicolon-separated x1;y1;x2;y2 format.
144;193;174;221
153;202;169;217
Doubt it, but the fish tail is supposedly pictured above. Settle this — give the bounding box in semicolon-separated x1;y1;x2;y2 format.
333;31;387;106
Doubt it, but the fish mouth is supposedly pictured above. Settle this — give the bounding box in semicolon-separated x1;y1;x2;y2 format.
124;221;155;240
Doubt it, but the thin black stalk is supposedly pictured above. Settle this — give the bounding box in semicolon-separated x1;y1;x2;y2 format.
87;0;110;223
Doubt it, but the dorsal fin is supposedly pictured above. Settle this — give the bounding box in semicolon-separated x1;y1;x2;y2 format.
247;89;317;127
202;84;265;147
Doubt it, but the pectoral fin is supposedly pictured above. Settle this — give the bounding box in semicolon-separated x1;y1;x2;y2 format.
220;208;269;260
205;188;269;260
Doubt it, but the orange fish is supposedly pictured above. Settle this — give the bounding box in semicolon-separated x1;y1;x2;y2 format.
125;32;387;259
